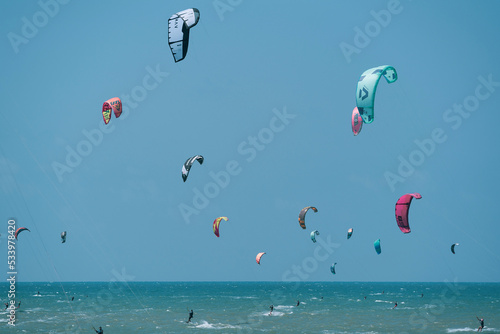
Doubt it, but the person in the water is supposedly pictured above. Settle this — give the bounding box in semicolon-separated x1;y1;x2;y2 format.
71;296;74;301
93;326;103;334
476;317;484;332
296;300;300;306
16;301;20;309
269;305;273;315
4;303;8;310
392;302;398;309
187;309;194;323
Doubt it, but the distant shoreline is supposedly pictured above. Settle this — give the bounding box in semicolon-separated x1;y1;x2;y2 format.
1;281;499;284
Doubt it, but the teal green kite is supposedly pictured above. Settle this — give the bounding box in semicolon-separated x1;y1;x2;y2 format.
310;230;319;243
374;239;381;254
356;65;397;124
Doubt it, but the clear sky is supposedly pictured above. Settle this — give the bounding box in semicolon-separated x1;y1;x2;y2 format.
1;0;499;283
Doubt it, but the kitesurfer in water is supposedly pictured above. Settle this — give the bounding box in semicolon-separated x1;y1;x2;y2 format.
476;317;484;332
187;309;194;323
71;296;74;301
4;303;8;310
269;305;273;315
296;300;300;307
392;302;398;309
93;326;103;334
16;301;20;309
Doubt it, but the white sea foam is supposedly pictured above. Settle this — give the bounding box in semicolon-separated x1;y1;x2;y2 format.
194;320;241;329
447;328;498;333
446;328;475;333
266;311;286;316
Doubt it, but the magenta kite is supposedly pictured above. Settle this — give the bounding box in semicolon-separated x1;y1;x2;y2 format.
395;193;422;233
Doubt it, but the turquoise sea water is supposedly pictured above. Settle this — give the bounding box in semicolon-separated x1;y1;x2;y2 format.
1;282;499;333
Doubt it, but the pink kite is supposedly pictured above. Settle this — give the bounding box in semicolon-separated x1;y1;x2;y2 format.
256;252;266;265
395;193;422;233
351;107;363;136
102;97;122;125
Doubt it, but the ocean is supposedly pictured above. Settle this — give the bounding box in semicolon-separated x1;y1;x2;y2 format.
1;282;498;333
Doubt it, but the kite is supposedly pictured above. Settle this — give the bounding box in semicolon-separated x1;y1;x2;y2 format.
61;231;67;243
310;230;319;243
15;227;30;240
347;228;353;239
182;155;204;182
395;193;422;234
330;263;337;275
356;65;397;124
451;243;459;254
298;206;318;229
213;216;228;237
102;97;122;125
351;107;363;135
374;239;381;254
256;252;266;265
168;8;200;62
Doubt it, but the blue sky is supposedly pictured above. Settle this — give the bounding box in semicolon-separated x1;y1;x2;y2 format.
1;0;499;283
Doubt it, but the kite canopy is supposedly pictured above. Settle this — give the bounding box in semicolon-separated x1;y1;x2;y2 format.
168;8;200;62
61;231;67;243
182;155;204;182
347;228;353;239
213;216;228;238
256;252;266;265
374;239;381;254
451;243;459;254
330;263;337;275
395;193;422;234
310;230;320;243
351;107;363;136
356;65;397;124
298;206;318;229
15;227;30;240
102;97;122;125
